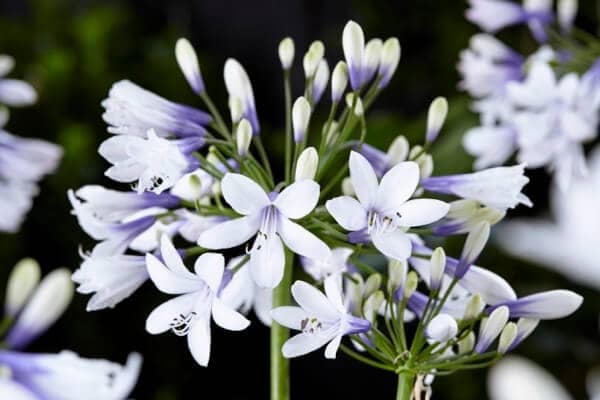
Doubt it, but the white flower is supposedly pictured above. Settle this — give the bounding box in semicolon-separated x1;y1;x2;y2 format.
302;247;353;282
271;276;371;359
145;236;250;366
99;129;200;194
326;151;449;261
197;174;330;288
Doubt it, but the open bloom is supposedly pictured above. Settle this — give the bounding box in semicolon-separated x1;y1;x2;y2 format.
197;174;330;288
301;247;353;282
326;151;449;261
271;276;370;359
145;236;250;366
0;350;141;400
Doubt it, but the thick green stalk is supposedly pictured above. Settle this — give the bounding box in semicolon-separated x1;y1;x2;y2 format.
271;251;293;400
396;372;415;400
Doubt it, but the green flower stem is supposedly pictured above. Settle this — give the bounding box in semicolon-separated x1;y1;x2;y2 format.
271;250;293;400
0;317;12;338
254;136;274;181
283;70;293;183
200;92;232;141
396;372;415;400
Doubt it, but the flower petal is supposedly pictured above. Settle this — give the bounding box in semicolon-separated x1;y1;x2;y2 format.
349;151;379;208
375;161;419;214
371;230;412;261
146;254;202;295
211;298;250;331
278;217;331;261
282;332;331;358
187;318;211;366
325;196;367;231
291;280;339;320
396;199;449;227
160;235;196;278
270;306;308;330
324;334;342;359
197;214;261;249
221;173;270;215
145;293;197;334
273;180;320;219
249;235;285;289
324;276;345;313
194;253;225;292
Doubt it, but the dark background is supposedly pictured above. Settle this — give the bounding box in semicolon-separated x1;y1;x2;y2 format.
0;0;598;398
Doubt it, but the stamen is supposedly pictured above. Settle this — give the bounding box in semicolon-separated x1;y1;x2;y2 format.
170;311;197;336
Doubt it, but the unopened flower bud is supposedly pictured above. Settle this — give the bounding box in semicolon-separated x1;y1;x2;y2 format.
429;247;446;291
419;154;434;179
426;97;448;143
211;181;222;197
292;96;311;143
363;38;383;84
331;61;348;103
229;96;244;124
378;37;401;88
345;93;364;116
342;20;365;90
426;313;458;342
341;177;354;196
456;221;490;278
312;59;330;104
475;305;509;353
387;259;406;296
497;322;517;354
278;37;295;70
458;331;476;354
205;152;220;167
363;290;384;322
364;273;381;299
324;121;339;149
5;258;41;317
558;0;578;32
463;294;485;321
403;271;418;300
295;147;318;182
175;38;205;94
236;119;252;156
386;135;409;165
303;41;325;78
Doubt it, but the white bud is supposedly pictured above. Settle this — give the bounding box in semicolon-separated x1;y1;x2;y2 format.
5;258;41;317
458;221;490;277
364;273;382;299
341;177;355;196
0;55;15;76
426;97;448;143
206;152;220;167
363;290;384;322
363;38;383;83
513;318;539;348
378;37;401;88
387;259;407;296
429;247;446;291
458;331;476;354
558;0;578;32
386;135;409;165
342;20;365;90
463;294;485;321
312;59;330;103
278;37;295;70
236;119;253;156
426;313;458;342
303;41;325;78
228;96;244;124
292;96;311;143
497;322;518;354
345;93;364;116
212;181;222;197
295;147;319;182
9;268;73;347
324;121;339;149
418;154;434;179
331;61;348;103
475;306;509;353
175;38;204;94
403;271;418;300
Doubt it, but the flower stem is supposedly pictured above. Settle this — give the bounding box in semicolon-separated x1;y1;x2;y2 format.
270;250;293;400
395;372;415;400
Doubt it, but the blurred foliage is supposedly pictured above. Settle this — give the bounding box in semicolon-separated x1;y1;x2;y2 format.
0;0;597;398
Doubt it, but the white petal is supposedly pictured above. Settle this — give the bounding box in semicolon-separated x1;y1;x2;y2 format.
0;79;37;106
324;334;342;359
270;306;308;330
0;380;37;400
194;253;225;292
324;275;345;313
212;298;250;331
187;318;211;366
160;235;196;278
146;253;202;295
349;151;379;208
282;332;331;358
197;214;261;249
371;230;412;261
461;265;517;304
396;199;449;227
221;173;270;215
249;235;285;289
375;161;420;213
145;293;196;334
325;196;367;231
278;217;331;260
273;180;320;219
291;280;339;320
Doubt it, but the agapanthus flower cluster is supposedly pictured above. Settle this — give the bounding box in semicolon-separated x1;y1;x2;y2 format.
69;20;582;397
0;55;62;233
0;258;141;399
460;0;600;190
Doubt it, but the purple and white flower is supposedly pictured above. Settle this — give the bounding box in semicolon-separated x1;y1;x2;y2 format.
326;151;449;261
197;174;330;288
271;276;371;359
224;59;259;134
488;290;582;320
